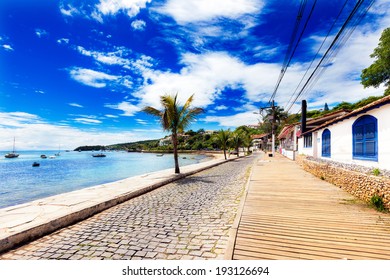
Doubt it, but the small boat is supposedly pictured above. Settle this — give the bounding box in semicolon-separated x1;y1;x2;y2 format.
156;154;164;157
40;155;47;159
92;153;106;157
4;137;19;158
5;153;19;158
55;145;61;156
49;155;56;159
32;162;40;167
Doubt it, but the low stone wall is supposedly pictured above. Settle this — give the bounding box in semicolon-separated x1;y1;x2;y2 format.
296;155;390;209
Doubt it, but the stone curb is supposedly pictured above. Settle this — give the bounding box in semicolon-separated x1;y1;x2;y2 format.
223;154;259;259
0;156;239;255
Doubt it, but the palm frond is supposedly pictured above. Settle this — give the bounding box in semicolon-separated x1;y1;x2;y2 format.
142;106;162;117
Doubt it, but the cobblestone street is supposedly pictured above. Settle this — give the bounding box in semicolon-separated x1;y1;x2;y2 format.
0;156;254;260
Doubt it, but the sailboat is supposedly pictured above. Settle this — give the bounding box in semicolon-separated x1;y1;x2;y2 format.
4;138;19;158
54;145;61;156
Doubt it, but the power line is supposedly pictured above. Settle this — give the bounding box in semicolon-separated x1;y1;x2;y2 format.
284;0;349;112
285;0;375;113
296;0;376;111
268;0;308;104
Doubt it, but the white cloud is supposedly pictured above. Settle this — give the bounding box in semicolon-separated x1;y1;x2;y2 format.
135;118;147;125
73;118;102;124
57;38;70;45
2;44;14;51
135;51;280;109
203;111;259;128
59;3;80;17
105;101;141;116
93;0;151;22
131;19;146;31
215;105;228;111
73;45;155;89
35;28;48;38
281;23;389;113
0;112;157;150
69;67;119;88
0;112;44;128
76;45;132;67
154;0;264;50
157;0;264;24
68;103;83;108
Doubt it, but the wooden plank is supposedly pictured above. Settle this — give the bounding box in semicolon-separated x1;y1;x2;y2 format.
238;223;390;242
235;236;390;259
236;233;390;255
232;153;390;260
234;242;382;260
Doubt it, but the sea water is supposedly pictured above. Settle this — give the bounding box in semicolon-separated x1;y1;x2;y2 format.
0;151;208;209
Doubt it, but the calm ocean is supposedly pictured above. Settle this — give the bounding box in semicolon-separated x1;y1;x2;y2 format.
0;151;208;209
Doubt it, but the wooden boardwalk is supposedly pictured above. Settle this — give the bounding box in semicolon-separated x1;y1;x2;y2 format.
232;153;390;260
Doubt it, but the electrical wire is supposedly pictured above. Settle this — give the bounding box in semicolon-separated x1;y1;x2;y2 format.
268;0;308;104
284;0;350;112
285;0;376;113
294;0;376;112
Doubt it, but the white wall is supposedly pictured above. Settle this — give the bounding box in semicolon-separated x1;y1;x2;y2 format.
298;136;313;157
315;104;390;170
281;149;295;160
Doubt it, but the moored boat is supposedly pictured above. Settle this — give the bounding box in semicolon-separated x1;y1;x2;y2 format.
4;138;19;158
40;155;47;159
32;162;40;167
92;153;106;157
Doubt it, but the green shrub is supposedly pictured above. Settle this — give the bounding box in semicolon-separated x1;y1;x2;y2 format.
371;194;385;211
372;168;380;176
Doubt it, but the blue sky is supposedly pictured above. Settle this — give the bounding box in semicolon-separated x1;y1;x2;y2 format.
0;0;389;150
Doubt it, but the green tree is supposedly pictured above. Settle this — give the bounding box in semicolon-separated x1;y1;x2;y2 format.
142;94;204;174
230;133;244;157
214;129;231;160
235;126;252;155
324;103;329;111
361;27;390;95
262;106;288;139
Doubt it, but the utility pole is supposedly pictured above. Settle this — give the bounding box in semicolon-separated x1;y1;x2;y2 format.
271;100;276;157
257;100;276;157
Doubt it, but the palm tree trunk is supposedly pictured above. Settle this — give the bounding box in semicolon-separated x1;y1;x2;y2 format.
223;148;227;160
172;133;180;174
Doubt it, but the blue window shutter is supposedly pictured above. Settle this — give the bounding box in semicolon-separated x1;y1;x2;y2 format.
322;129;331;157
352;115;378;161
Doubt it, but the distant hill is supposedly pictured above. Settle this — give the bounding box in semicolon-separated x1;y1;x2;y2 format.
73;145;106;152
74;139;160;152
107;139;160;151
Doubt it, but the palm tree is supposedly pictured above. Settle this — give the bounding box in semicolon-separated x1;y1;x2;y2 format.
235;126;252;155
142;93;204;174
214;129;231;160
230;133;244;157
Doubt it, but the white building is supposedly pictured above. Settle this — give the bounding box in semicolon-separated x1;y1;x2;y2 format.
159;136;171;146
278;110;349;160
298;95;390;170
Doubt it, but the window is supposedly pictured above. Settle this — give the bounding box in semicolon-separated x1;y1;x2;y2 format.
352;115;378;161
322;129;331;157
304;133;312;148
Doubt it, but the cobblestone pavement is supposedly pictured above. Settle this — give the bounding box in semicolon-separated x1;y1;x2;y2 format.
0;156;255;260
